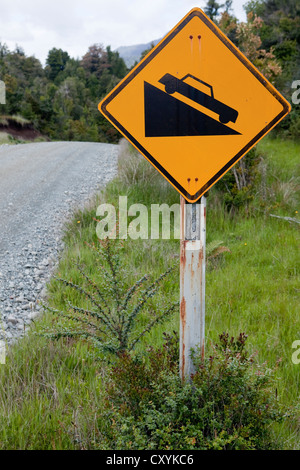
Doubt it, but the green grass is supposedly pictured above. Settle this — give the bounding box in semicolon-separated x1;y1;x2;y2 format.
258;137;300;179
0;136;299;449
206;215;299;387
0;333;104;449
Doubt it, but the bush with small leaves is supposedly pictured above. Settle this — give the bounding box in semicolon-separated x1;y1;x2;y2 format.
98;332;288;450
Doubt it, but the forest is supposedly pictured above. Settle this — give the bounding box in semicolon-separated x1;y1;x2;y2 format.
0;0;299;143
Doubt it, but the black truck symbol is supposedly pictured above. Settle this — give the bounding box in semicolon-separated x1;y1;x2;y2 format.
159;73;239;125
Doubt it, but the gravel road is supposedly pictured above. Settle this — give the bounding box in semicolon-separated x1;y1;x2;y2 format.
0;141;118;344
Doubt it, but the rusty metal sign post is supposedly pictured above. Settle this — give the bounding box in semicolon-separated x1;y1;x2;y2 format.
180;195;206;380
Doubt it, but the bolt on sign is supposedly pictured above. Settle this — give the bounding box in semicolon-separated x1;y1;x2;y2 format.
99;8;291;202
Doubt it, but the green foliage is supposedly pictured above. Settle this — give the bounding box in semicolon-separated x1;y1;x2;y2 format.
215;148;261;210
0;41;127;142
98;332;287;450
217;0;300;139
244;0;300;139
1;2;299;141
45;48;70;82
244;1;266;18
43;239;178;355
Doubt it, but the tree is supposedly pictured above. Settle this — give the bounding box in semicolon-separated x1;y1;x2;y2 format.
204;0;224;20
236;14;282;83
244;0;266;18
106;46;127;78
262;0;300;19
81;44;109;78
249;0;300;138
224;0;233;13
0;42;9;60
46;48;70;82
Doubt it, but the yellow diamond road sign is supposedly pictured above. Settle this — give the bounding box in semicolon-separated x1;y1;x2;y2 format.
99;8;291;202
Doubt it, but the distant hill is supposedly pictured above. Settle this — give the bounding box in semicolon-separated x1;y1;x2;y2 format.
116;38;162;68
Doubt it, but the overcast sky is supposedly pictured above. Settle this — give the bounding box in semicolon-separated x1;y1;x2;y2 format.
0;0;247;65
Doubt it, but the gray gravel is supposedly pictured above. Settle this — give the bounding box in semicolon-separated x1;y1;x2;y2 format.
0;141;118;344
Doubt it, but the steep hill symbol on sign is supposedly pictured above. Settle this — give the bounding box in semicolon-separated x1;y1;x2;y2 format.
144;73;241;137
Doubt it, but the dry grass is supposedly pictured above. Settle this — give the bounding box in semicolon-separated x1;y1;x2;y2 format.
118;139;162;185
1;115;31;126
271;177;300;207
0;131;10;144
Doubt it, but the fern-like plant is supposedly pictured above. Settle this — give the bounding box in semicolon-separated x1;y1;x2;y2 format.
43;239;178;355
206;240;230;260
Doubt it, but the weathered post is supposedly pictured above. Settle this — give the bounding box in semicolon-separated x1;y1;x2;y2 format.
180;195;206;381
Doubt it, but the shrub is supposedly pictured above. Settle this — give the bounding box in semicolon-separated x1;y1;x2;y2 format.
43;239;178;355
215;148;261;210
98;332;287;450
